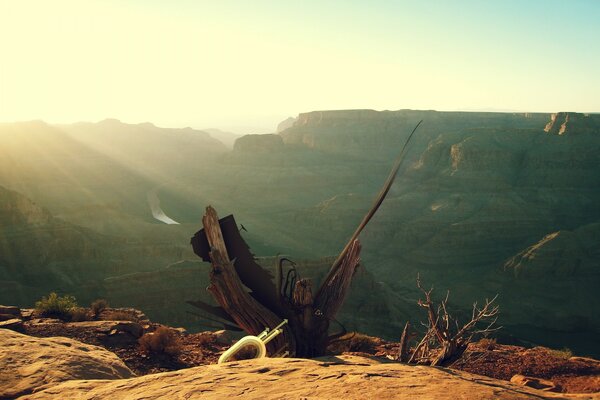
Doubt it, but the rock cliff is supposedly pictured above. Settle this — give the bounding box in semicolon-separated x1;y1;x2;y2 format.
233;133;284;153
544;112;600;135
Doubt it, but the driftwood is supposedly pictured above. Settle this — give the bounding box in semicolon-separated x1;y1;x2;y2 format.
191;121;422;357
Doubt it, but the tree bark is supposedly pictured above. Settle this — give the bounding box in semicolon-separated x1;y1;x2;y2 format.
200;206;361;358
201;206;293;354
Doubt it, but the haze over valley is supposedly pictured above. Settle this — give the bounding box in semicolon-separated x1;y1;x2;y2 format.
1;109;598;356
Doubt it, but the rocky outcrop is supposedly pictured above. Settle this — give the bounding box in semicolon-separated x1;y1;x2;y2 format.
497;222;600;354
233;134;284;153
0;186;115;305
544;112;600;135
510;374;561;392
276;116;296;133
0;330;133;399
0;318;24;332
0;305;21;319
281;109;549;157
19;355;576;400
504;222;600;278
0;186;51;226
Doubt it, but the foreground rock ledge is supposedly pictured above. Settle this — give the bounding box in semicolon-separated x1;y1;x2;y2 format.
0;330;134;399
19;355;598;400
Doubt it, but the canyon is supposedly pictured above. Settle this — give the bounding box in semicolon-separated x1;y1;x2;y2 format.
0;110;598;356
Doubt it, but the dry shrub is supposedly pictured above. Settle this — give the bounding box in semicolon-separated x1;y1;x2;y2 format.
69;307;91;322
104;311;137;321
196;332;214;347
478;337;497;350
548;348;573;360
328;332;381;354
90;299;108;318
139;327;181;356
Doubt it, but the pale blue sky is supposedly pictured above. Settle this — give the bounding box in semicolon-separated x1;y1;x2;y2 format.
1;0;598;132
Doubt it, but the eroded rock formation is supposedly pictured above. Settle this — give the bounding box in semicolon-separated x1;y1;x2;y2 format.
0;330;134;399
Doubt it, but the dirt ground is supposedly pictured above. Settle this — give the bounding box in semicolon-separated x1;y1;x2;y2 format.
330;333;600;394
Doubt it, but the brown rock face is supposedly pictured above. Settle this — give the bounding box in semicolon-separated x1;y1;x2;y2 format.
510;374;561;392
544;112;600;135
20;355;577;400
0;187;51;226
0;318;24;332
0;305;21;316
0;330;134;399
276;116;296;133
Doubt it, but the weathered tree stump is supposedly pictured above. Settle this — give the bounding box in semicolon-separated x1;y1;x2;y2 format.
197;206;361;357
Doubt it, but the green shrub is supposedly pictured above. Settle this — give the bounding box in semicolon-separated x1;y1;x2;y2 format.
90;299;109;318
138;327;181;356
35;292;77;319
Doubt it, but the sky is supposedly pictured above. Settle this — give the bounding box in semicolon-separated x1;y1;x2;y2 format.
1;0;599;133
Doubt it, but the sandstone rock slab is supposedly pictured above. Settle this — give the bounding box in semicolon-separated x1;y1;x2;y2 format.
19;355;592;400
64;320;144;338
20;308;35;320
0;305;20;317
511;374;561;392
0;330;134;399
0;313;20;322
0;318;24;332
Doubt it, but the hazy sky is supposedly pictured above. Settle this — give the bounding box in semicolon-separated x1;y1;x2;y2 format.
1;0;599;133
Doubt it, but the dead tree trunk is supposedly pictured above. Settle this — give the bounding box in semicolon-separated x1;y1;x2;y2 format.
413;276;499;366
398;321;411;362
289;239;361;357
201;206;293;354
200;206;360;357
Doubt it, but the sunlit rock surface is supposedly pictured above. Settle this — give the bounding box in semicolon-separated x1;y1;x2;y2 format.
0;330;134;399
19;355;579;400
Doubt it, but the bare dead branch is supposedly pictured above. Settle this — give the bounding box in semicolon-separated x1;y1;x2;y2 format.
410;275;500;366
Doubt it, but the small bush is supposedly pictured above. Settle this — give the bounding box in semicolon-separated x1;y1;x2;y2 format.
69;307;91;322
478;337;497;350
35;292;77;319
139;327;181;356
196;332;214;347
90;299;109;318
328;332;381;354
103;311;137;321
548;348;573;359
